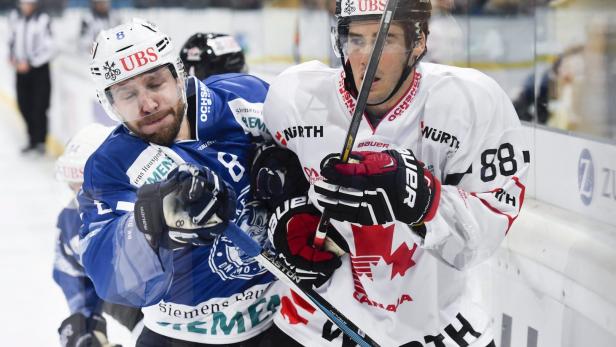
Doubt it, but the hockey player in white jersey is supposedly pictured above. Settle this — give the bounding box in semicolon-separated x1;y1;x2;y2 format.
261;0;530;346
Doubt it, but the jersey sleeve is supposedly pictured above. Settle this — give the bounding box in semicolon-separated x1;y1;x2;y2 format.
52;206;104;317
78;152;175;307
198;74;272;143
420;72;530;270
262;69;300;152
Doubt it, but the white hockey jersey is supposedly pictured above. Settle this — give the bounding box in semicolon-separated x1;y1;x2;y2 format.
263;61;530;347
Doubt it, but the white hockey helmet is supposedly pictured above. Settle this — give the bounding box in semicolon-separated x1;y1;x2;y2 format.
55;124;114;183
90;18;185;122
332;0;431;104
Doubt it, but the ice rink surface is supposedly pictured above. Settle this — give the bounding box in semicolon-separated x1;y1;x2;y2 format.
0;86;135;346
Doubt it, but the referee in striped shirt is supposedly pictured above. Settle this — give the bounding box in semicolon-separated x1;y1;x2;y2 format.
8;0;54;154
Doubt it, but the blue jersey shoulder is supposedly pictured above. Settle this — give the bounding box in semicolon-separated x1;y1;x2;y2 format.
198;74;270;142
204;73;269;103
82;126;147;195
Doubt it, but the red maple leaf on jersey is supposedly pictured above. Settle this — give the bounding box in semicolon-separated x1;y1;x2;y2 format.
280;290;316;325
351;224;417;280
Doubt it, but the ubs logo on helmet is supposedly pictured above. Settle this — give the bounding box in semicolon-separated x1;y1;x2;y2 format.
578;148;594;206
119;47;159;72
342;0;386;15
358;0;385;12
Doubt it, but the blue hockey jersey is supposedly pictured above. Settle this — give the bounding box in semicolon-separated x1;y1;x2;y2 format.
78;75;279;344
52;200;103;318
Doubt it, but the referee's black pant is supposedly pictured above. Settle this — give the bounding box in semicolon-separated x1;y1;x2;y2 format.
16;62;51;148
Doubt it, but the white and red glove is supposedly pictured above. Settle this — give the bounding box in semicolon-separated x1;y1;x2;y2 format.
268;196;346;288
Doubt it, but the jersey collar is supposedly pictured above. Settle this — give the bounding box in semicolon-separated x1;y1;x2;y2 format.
336;67;423;133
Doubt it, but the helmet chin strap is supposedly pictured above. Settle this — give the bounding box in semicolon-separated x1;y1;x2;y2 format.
367;46;427;106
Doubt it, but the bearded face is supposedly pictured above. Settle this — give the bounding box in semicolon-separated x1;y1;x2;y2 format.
107;65;186;146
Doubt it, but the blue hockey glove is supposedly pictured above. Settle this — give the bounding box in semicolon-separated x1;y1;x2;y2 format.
316;149;440;226
58;313;121;347
134;163;237;249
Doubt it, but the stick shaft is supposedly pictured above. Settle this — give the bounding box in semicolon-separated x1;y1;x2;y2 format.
224;224;379;347
314;0;400;248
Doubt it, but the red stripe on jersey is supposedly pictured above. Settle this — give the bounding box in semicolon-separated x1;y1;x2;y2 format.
470;176;526;235
475;196;514;233
512;176;526;210
336;71;422;135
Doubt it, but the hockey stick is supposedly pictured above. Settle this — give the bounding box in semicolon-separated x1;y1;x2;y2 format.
224;223;380;347
313;0;400;249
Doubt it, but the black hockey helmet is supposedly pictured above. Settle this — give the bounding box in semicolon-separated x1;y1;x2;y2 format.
332;0;431;104
180;32;246;80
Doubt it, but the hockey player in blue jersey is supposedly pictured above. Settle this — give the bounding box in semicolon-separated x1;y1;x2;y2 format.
55;32;259;347
54;123;143;347
79;18;280;346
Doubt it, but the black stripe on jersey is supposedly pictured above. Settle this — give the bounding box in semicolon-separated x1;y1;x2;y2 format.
523;150;530;163
444;165;472;185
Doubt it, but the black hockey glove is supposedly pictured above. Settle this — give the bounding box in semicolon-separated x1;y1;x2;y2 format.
251;143;310;210
134;163;237;249
316;149;440;226
58;313;121;347
268;196;346;288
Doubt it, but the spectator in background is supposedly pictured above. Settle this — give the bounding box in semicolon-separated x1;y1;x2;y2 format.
545;45;586;130
79;0;121;54
513;68;549;124
8;0;54;155
425;0;466;64
180;32;246;81
513;45;585;126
